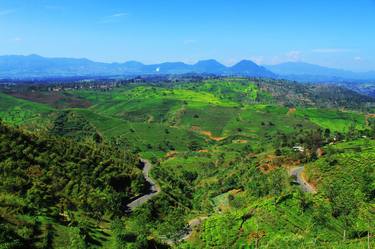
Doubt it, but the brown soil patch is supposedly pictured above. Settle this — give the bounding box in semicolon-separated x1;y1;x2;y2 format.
191;126;225;141
197;149;209;153
259;155;278;173
191;126;200;131
301;171;317;192
316;147;324;157
233;139;248;144
365;114;375;125
165;151;177;158
8;91;91;109
228;189;242;195
260;154;301;173
259;163;278;173
200;130;225;141
287;107;296;115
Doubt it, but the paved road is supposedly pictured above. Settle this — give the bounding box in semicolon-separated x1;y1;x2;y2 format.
125;159;204;244
290;166;316;193
127;159;161;210
179;216;208;241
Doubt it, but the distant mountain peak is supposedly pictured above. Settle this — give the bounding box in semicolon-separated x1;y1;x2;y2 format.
193;59;226;73
230;59;275;77
265;61;375;82
195;59;222;65
0;54;275;78
235;59;258;65
28;54;43;58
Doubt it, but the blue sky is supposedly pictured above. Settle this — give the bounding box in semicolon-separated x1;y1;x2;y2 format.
0;0;374;71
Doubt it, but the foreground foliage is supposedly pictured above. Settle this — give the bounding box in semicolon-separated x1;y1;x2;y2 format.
0;121;145;248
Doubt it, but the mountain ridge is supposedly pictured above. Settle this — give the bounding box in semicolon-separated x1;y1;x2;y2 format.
265;62;375;82
1;54;375;81
0;54;275;78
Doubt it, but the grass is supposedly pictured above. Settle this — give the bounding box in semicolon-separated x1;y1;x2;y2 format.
180;193;374;249
0;92;55;129
74;108;208;158
294;108;366;132
1;79;374;248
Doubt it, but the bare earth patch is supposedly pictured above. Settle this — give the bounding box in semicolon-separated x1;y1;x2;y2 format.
165;151;178;158
301;171;317;192
287;107;296;115
191;126;225;141
260;154;301;174
233;139;248;144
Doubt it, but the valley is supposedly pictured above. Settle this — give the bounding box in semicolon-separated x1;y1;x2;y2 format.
0;77;374;248
127;159;160;211
1;0;375;247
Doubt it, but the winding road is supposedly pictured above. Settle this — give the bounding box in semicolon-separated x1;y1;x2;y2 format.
126;160;316;245
290;166;316;193
127;159;161;210
126;159;206;243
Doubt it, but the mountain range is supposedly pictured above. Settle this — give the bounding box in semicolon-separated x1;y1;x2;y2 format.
0;55;274;78
264;62;375;82
1;54;375;82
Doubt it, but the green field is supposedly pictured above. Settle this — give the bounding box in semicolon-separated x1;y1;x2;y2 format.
0;92;55;129
295;108;366;132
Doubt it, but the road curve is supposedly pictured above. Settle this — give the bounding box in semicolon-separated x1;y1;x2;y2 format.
180;216;208;241
127;159;161;210
290;166;316;193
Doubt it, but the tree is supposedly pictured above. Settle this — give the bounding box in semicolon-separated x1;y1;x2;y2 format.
275;149;282;156
69;227;87;249
111;219;128;249
188;141;201;151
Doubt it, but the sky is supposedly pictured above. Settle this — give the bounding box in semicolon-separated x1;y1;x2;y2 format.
0;0;375;71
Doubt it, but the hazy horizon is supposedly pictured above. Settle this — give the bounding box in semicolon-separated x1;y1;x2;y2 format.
2;53;375;74
1;0;375;71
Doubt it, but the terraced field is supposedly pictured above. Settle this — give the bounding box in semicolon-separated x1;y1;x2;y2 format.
0;92;55;130
0;78;374;248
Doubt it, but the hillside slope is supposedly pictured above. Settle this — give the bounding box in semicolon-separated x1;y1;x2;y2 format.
0;121;145;248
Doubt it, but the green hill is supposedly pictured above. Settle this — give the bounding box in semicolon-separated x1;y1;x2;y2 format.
0;77;374;248
0;121;146;248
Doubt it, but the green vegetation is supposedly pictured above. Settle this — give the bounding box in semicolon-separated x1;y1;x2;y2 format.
0;121;145;248
49;110;102;142
295;108;366;132
0;78;374;248
0;92;54;129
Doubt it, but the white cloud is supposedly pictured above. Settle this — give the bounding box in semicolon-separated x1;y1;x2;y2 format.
285;50;302;61
99;12;128;24
354;56;362;61
249;55;265;64
312;48;353;53
224;58;239;66
244;52;301;65
111;13;127;17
